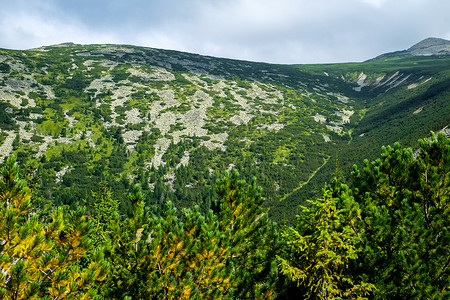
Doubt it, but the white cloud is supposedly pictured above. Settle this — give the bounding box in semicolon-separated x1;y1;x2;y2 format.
0;9;121;49
361;0;387;8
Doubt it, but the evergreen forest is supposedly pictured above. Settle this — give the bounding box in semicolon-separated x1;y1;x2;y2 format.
0;132;448;299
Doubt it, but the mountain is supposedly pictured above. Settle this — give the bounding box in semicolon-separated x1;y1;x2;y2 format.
0;41;449;223
372;37;450;60
408;37;450;55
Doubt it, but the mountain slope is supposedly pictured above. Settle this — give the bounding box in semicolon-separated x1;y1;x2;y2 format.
0;41;449;223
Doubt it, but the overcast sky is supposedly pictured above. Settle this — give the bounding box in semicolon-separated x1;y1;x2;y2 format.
1;0;449;64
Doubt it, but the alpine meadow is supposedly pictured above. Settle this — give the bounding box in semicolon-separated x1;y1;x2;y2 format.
0;37;449;299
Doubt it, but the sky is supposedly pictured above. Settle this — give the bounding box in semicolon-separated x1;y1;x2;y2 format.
1;0;449;64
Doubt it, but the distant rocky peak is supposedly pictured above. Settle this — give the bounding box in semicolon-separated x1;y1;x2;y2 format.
407;37;450;56
371;37;450;60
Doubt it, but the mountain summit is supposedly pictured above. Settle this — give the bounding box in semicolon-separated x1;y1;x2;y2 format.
407;37;450;56
372;37;450;60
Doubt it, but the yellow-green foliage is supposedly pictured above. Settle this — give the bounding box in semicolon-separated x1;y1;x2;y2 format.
102;172;279;299
104;186;233;299
0;156;108;299
278;185;375;299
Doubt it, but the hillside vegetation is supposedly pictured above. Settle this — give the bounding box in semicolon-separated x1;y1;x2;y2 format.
0;132;448;299
0;42;449;223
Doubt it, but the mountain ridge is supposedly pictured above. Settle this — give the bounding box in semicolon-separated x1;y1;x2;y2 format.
21;37;450;65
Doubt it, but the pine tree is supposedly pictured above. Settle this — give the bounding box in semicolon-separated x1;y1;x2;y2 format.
0;156;108;299
104;184;233;299
277;181;375;299
215;170;280;299
91;180;119;243
104;172;280;299
350;132;449;298
278;133;449;299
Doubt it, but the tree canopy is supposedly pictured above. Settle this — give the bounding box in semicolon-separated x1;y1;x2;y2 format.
0;133;448;299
